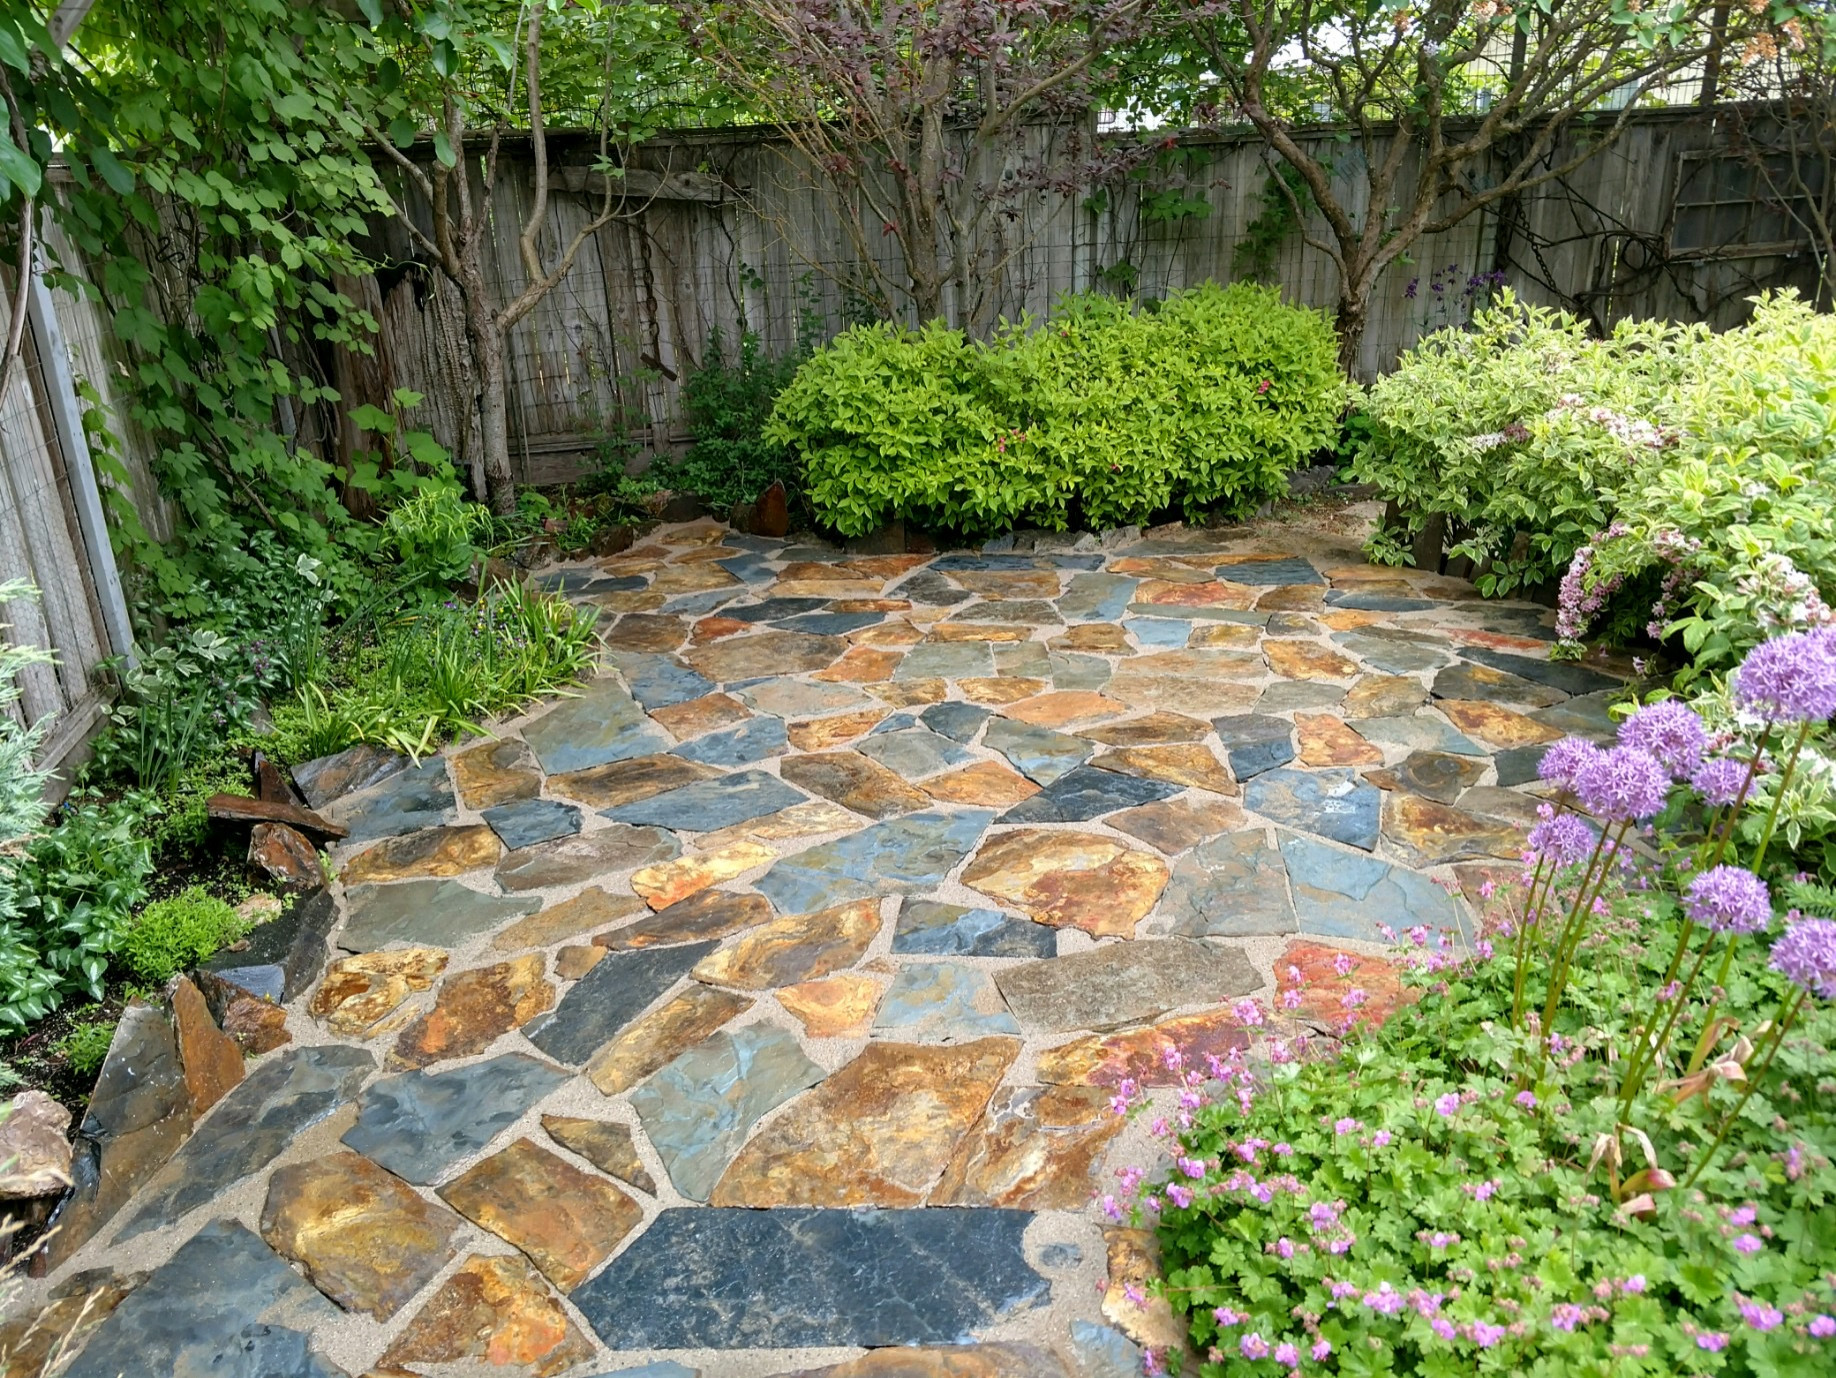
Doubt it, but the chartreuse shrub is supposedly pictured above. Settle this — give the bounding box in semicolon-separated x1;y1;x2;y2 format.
1116;632;1836;1376
120;887;251;985
768;283;1347;538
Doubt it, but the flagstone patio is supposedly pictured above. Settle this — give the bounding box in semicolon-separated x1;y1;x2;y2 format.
13;510;1630;1378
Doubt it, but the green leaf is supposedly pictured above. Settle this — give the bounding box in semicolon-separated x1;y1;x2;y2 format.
348;403;396;435
87;144;134;195
388;116;417;148
0;21;28;73
432;132;456;168
0;131;42;199
355;0;383;24
430;37;457;78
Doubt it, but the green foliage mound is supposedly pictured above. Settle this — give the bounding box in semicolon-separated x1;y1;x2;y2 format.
121;887;251;986
769;283;1348;538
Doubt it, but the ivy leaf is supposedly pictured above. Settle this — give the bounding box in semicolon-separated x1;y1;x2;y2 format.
348;403;397;435
0;130;42;199
432;132;456;168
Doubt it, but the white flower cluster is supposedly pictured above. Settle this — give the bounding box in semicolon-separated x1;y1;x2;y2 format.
1736;552;1834;632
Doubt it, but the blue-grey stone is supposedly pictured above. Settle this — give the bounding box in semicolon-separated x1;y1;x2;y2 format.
855;728;974;779
571;1207;1048;1348
326;757;455;842
292;743;406;810
887;571;972;606
896;641;996;681
522;677;671;773
723;533;788;553
1333;630;1455;675
892;900;1055;958
661;591;740;617
1533;690;1619;742
1038;1242;1083;1268
1123;616;1191;649
601;769;805;832
720;596;831;623
717;552;777;585
1324;589;1435;611
1245;768;1382;850
1162;830;1296;937
780;544;848;562
754;810;994;913
993;937;1259;1032
339;878;539;952
341;1053;571;1184
983;718;1092;784
1458;646;1621;695
613;653;719;710
873;962;1021;1040
63;1220;345;1378
1471;606;1558;641
737;678;870;718
1354;713;1486;756
116;1046;374;1240
996;641;1052;677
1493;742;1550;786
537;569;647;595
1279;832;1469;942
1069;1320;1143;1378
522;941;717;1064
869;711;920;735
778;611;885;636
1257;680;1347;714
997;765;1179;824
1213;557;1322;586
1057;572;1137;623
671;715;788;765
495;825;679;891
921;702;992;743
203;888;336;1001
1049;652;1112;692
1132;605;1269;626
1211;714;1294;779
628;1025;823;1201
480;797;581;850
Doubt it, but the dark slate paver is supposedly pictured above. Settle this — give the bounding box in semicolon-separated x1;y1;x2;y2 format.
671;716;789;766
522;678;671;773
601;769;806;832
522;941;718;1064
892;900;1056;958
341;1053;572;1184
480;798;582;850
996;765;1179;824
1211;714;1294;779
753;810;994;913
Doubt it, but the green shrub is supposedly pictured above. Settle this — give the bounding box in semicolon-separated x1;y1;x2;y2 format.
656;327;807;513
56;1019;117;1077
121;887;251;985
768;283;1348;538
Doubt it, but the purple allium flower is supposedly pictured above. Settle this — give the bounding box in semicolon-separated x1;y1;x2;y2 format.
1538;737;1603;791
1574;745;1670;821
1684;865;1773;934
1697;1332;1730;1352
1618;700;1709;779
1809;1315;1836;1338
1528;813;1594;868
1691;757;1751;807
1770;917;1836;998
1733;629;1836;723
1240;1332;1270;1360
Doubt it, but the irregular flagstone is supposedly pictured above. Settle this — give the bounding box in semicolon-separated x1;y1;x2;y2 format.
1106;671;1260;716
522;677;670;774
931;1084;1122;1208
788;707;890;750
310;948;448;1036
202;887;338;1004
1325;590;1435;612
325;757;455;842
754;810;993;913
481;798;582;850
781;750;933;818
392;954;555;1069
452;737;542;809
922;760;1041;808
1258;584;1327;611
491;887;645;951
671;714;789;765
693;898;880;989
548;752;722;810
896;640;997;681
1333;629;1454;676
718;596;831;624
1432;661;1566;708
1257;679;1347;715
856;726;975;778
1093;743;1237;794
340;824;500;884
61;1220;343;1378
1188;621;1263;648
1363;750;1488;805
949;599;1062;625
633;841;775;908
814;645;904;682
963;829;1168;936
341;1053;571;1185
439;1137;643;1291
1058;572;1138;623
893;899;1056;958
1244;767;1382;850
1080;711;1210;746
778;971;886;1038
1002;690;1126;729
378;1252;594;1378
1265;640;1359;679
1211;713;1295;779
1035;1006;1251;1087
853;618;925;646
651;562;739;595
1266;612;1319;637
630;1024;825;1201
713;1037;1019;1207
260;1149;463;1320
1456;784;1547;829
994;938;1259;1033
782;610;889;637
600;888;774;949
874;962;1023;1041
1135;579;1258;610
957;570;1061;598
888;570;974;606
340;878;538;952
586;983;754;1094
571;1206;1048;1348
1460;645;1621;695
293;742;406;810
523;940;717;1065
541;1114;656;1193
1069;1322;1145;1378
1052;622;1130;652
1102;1227;1186;1351
0;1269;142;1378
958;674;1050;704
1110;555;1215;583
556;944;604;979
1439;697;1565;748
1294;713;1383;767
1354;712;1486;756
116;1045;374;1241
700;798;858;851
1279;833;1469;943
1107;795;1247;855
1343;674;1429;718
995;641;1052;677
652;691;754;738
683;629;846;681
1281;938;1418;1030
1533;689;1619;741
604;612;691;653
983;716;1092;783
1382;792;1526;865
920;701;993;742
868;677;950;705
1120;616;1190;649
1162;830;1297;936
1047;650;1112;692
783;1344;1071;1378
997;765;1179;824
1211;555;1322;585
603;768;807;833
496;825;680;891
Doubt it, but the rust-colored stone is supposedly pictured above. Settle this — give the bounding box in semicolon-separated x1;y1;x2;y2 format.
169;976;243;1117
963;830;1168;937
248;822;321;891
631;842;774;909
1051;623;1129;652
1107;796;1246;855
208;793;346;839
1035;1006;1251;1086
1294;713;1383;766
451;737;543;809
603;611;690;653
777;972;885;1037
1080;711;1211;747
1002;691;1126;729
541;1114;656;1194
1265;640;1360;680
1186;622;1263;649
813;646;904;683
554;944;605;980
1094;743;1237;794
378;1252;594;1377
1134;579;1258;609
547;753;722;810
693;899;881;989
920;761;1041;808
491;887;646;951
1280;939;1417;1031
221;993;291;1054
781;1344;1071;1378
341;825;501;885
788;709;890;751
1344;674;1429;717
650;692;753;738
700;799;857;852
956;676;1050;705
750;479;790;537
931;1084;1123;1208
1319;609;1389;630
391;954;554;1069
925;622;1034;643
597;888;773;950
1383;792;1526;866
586;984;754;1094
780;751;932;819
1257;584;1327;611
1103;1228;1186;1350
1438;698;1564;748
865;677;949;706
309;948;448;1037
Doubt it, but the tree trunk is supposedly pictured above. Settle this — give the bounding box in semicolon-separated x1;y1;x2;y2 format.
1335;296;1367;378
471;319;515;516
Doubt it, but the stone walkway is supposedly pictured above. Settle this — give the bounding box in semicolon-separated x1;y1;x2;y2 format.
11;510;1629;1378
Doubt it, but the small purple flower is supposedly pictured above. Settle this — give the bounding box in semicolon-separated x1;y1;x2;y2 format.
1732;1233;1764;1255
1621;1274;1647;1294
1240;1332;1270;1360
1333;1117;1361;1135
1311;1338;1333;1360
1809;1315;1836;1338
1527;813;1593;868
1618;700;1708;779
1734;629;1836;723
1538;737;1602;791
1213;1306;1243;1326
1771;917;1836;998
1574;745;1671;821
1697;1332;1730;1352
1691;757;1750;807
1274;1341;1299;1365
1738;1298;1784;1332
1470;1322;1507;1348
1514;1091;1538;1111
1685;865;1772;934
1434;1092;1461;1117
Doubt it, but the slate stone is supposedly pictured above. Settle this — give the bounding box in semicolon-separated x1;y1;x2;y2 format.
522;677;671;773
1244;767;1382;850
994;938;1259;1033
1107;796;1243;855
1212;557;1322;585
662;590;740;616
872;963;1021;1040
671;715;789;765
1122;616;1191;649
1432;661;1566;708
480;798;582;850
1363;750;1488;804
496;825;680;891
754;810;993;913
1162;830;1297;936
856;727;975;778
1533;690;1619;742
921;701;993;742
779;611;886;636
931;1083;1122;1210
1211;714;1294;779
935;551;1104;571
629;1025;824;1201
1048;652;1112;692
326;757;455;842
983;717;1092;784
682;630;846;681
538;568;646;595
341;1053;571;1184
1256;680;1348;714
870;711;921;735
203;887;337;1002
892;900;1056;958
1493;742;1551;786
570;1206;1048;1348
1354;713;1486;756
115;1046;374;1241
61;1220;344;1378
293;743;406;810
1057;572;1137;623
603;768;807;832
1279;833;1470;942
598;889;773;950
594;1364;700;1378
1079;712;1210;747
1460;646;1617;694
1383;793;1525;865
718;551;778;585
1129;604;1268;627
585;984;756;1095
543;1114;657;1194
378;1251;594;1374
718;596;832;622
741;677;872;717
605;612;693;654
896;641;996;680
995;641;1052;677
612;653;719;711
522;940;717;1064
888;570;974;606
1069;1320;1144;1378
1333;630;1454;675
996;765;1179;824
951;599;1063;625
1324;590;1436;611
694;900;880;989
963;830;1168;937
